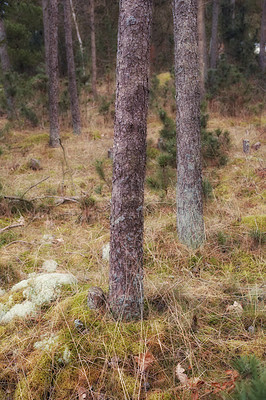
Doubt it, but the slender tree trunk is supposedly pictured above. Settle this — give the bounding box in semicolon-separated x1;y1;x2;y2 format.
198;0;207;97
90;0;97;98
48;0;60;147
63;0;82;135
210;0;219;69
109;0;153;321
69;0;85;75
0;17;14;118
259;0;266;72
41;0;49;75
172;0;205;249
231;0;235;22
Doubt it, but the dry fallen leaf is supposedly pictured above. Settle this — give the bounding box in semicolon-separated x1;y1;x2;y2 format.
175;363;188;385
134;351;155;372
226;301;243;314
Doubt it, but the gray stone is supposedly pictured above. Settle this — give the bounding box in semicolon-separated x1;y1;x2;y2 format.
248;325;255;334
29;158;41;170
107;147;113;160
74;319;85;331
87;287;106;310
251;142;261;151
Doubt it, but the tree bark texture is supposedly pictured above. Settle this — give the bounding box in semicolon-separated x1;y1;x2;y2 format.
172;0;205;249
63;0;82;135
42;0;49;75
48;0;60;147
210;0;219;69
198;0;207;97
90;0;97;98
0;17;14;118
259;0;266;72
109;0;152;321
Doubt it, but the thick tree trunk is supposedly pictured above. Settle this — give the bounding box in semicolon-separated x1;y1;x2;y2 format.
259;0;266;72
0;18;14;118
41;0;49;75
63;0;82;135
48;0;60;147
210;0;219;69
109;0;152;321
172;0;205;249
198;0;207;97
90;0;97;98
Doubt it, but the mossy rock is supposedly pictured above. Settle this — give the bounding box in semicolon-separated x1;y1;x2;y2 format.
241;215;266;230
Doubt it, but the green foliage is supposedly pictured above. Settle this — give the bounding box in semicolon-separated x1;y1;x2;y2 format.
249;228;266;246
0;231;17;249
0;122;11;137
94;159;106;182
220;0;260;75
20;105;39;126
4;1;43;74
228;355;266;400
147;108;231;193
202;178;213;200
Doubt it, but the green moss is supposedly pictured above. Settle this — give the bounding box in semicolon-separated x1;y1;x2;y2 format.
241;215;266;230
52;366;78;399
147;390;173;399
14;353;52;400
23;133;49;146
156;72;171;87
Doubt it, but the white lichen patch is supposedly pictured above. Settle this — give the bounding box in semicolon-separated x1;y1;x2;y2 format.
42;260;58;273
0;287;6;297
102;243;110;261
34;334;59;352
0;272;77;324
1;301;36;324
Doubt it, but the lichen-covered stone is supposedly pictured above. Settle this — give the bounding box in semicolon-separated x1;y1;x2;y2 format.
87;286;106;310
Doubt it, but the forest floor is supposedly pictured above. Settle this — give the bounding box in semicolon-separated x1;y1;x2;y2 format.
0;104;265;399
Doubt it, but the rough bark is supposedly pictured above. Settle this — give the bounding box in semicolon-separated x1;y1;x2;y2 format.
63;0;82;135
198;0;207;97
41;0;49;75
109;0;153;321
90;0;97;98
259;0;266;72
210;0;219;69
172;0;205;249
48;0;60;147
0;17;14;118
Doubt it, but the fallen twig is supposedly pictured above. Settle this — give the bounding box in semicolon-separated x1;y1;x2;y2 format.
21;176;50;198
0;217;25;233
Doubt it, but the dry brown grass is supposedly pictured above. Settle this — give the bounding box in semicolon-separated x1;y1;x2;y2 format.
0;108;265;399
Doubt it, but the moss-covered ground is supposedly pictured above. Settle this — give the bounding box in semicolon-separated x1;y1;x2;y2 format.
0;85;265;399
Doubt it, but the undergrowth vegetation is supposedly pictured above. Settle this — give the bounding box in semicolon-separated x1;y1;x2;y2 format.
0;73;265;399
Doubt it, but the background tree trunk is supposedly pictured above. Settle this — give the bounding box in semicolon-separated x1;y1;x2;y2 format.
69;0;85;75
63;0;82;135
0;18;14;118
90;0;97;98
198;0;207;97
109;0;152;321
259;0;266;72
41;0;49;75
48;0;60;147
172;0;205;249
210;0;219;69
